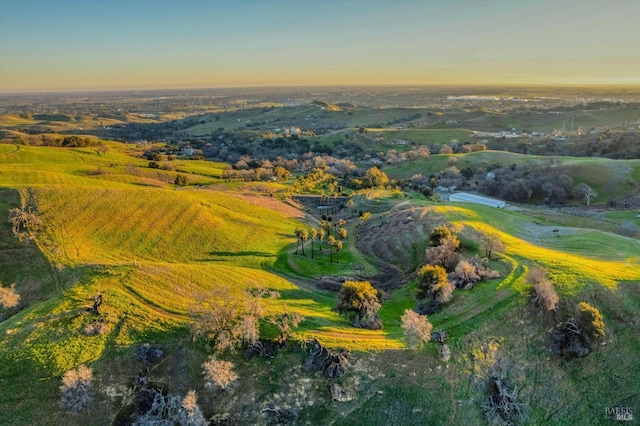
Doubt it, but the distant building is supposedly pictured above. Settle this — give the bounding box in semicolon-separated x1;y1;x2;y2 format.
449;192;506;208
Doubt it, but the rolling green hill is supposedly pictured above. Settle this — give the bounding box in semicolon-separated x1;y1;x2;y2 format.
383;150;640;205
1;143;639;425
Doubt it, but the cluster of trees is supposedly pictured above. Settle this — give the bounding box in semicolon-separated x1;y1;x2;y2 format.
295;218;347;263
292;166;339;194
402;158;602;207
488;131;640;159
416;225;501;314
189;285;300;352
478;161;575;204
349;166;389;189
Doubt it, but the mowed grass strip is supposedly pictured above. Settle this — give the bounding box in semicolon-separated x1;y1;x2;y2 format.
31;185;297;266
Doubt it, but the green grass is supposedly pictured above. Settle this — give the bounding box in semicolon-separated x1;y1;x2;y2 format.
381;128;474;145
1;142;640;425
382;150;640;204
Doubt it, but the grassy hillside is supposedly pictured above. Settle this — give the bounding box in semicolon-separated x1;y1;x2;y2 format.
1;143;639;425
383;150;640;204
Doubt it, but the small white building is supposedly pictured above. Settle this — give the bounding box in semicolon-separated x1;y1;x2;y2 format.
449;192;506;208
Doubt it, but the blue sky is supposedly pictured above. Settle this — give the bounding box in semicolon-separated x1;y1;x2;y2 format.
1;0;639;91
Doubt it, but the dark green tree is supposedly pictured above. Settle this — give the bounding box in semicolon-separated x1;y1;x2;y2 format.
337;281;382;329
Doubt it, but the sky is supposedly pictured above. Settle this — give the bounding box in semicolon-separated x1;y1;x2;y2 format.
0;0;639;92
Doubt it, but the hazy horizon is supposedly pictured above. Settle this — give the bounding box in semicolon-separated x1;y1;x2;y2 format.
1;0;639;93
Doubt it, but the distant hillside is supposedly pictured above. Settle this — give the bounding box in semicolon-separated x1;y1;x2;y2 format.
312;100;342;111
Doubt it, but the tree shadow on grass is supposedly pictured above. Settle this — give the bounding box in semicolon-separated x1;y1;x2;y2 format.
209;251;277;258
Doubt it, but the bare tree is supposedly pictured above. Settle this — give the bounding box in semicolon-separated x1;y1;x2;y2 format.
132;389;206;426
59;365;94;413
9;205;43;241
189;286;244;352
202;356;238;393
574;182;597;206
0;282;20;309
401;309;432;349
481;230;505;259
269;310;304;346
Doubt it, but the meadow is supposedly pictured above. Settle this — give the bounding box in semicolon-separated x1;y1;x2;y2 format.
0;142;639;424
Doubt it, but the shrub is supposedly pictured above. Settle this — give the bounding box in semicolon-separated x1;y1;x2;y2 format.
59;365;94;413
134;343;164;369
429;225;455;247
0;282;20;309
578;302;605;340
439;343;451;362
551;302;605;358
174;174;188;186
527;266;559;312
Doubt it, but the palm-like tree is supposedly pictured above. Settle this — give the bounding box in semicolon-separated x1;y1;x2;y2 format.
294;228;302;254
300;228;309;256
310;228;318;259
335;240;343;264
327;236;336;263
317;227;326;254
